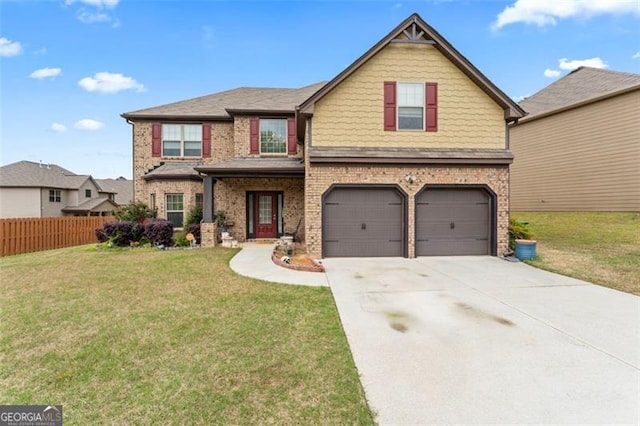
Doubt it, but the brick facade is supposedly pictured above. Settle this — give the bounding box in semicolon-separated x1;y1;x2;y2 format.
305;163;509;258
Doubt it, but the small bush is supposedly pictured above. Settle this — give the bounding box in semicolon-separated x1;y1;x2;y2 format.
184;206;203;227
508;218;533;250
187;223;201;244
144;219;174;246
95;221;138;247
115;202;156;223
174;234;190;247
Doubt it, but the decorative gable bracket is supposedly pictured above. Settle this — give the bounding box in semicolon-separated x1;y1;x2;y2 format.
391;22;436;45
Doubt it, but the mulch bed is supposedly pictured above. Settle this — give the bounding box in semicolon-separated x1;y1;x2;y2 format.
272;244;325;272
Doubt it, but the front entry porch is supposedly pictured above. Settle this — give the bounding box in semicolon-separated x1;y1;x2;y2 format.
195;158;305;247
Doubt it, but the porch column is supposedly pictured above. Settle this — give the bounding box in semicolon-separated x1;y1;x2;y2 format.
203;175;215;222
201;175;217;248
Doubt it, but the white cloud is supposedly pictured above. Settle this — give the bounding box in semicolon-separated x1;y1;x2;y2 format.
77;9;111;23
633;52;640;59
559;57;608;70
74;119;104;130
51;123;67;133
29;67;62;79
33;47;47;55
513;94;530;102
544;68;561;78
65;0;119;9
492;0;640;31
78;72;146;94
0;37;22;57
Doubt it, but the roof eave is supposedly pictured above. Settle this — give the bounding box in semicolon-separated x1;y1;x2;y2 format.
120;113;233;122
143;174;203;182
225;108;295;117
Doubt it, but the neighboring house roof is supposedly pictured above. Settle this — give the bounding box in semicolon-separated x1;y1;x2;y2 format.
122;82;326;121
0;160;94;189
96;177;133;204
519;67;640;120
298;13;525;122
144;162;203;181
62;198;119;214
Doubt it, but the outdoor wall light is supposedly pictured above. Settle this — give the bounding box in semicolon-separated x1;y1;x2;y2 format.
404;174;417;184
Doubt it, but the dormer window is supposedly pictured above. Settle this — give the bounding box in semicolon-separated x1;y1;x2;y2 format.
162;124;202;157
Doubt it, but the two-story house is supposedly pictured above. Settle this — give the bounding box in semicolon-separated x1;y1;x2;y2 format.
0;161;126;218
122;14;524;258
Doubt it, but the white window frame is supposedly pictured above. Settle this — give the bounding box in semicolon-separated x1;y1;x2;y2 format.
397;82;425;131
166;193;184;228
259;119;287;155
162;124;202;157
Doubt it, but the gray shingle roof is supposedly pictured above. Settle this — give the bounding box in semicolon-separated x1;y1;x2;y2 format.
143;162;203;180
122;82;327;119
62;198;119;213
520;67;640;119
0;160;90;189
197;158;304;171
96;178;133;204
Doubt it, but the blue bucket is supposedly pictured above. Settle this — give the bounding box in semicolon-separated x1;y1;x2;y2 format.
515;239;537;260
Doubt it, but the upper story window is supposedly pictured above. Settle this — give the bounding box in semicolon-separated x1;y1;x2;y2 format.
162;124;202;157
397;83;424;130
384;81;438;132
49;189;61;203
85;189;92;198
260;119;287;154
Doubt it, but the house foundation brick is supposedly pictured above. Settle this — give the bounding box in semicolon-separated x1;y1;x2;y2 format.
200;222;217;247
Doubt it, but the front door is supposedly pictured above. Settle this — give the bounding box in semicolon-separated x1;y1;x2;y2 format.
255;192;277;238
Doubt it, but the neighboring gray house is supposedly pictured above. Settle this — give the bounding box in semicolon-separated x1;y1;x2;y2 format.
0;161;132;218
510;67;640;211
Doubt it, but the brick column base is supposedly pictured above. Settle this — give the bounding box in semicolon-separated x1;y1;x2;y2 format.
201;222;217;247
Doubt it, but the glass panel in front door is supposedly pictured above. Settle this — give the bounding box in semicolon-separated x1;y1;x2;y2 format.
259;195;272;224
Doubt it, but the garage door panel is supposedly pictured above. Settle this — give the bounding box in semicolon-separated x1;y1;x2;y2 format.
323;187;405;257
416;188;491;256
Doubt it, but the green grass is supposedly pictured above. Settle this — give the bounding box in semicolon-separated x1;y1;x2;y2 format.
0;246;373;425
512;212;640;295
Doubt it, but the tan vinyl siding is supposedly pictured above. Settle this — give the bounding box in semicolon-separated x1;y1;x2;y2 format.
312;43;505;149
510;89;640;211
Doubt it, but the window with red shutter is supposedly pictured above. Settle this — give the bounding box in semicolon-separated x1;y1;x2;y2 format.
287;118;296;155
384;81;397;131
202;124;211;157
249;118;259;154
425;82;438;132
151;123;161;157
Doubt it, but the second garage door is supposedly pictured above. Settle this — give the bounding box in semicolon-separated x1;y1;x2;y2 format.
416;188;491;256
323;187;405;257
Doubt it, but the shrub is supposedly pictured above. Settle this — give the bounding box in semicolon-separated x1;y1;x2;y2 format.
184;206;203;227
508;218;533;250
144;219;174;246
94;221;139;247
115;202;156;223
187;223;201;244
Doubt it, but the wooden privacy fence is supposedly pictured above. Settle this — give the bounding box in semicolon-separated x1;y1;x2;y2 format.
0;216;112;256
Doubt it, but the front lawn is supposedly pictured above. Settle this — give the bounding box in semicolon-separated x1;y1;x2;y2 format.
511;212;640;295
0;247;373;424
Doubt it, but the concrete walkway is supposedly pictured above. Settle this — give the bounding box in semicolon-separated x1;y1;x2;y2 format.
323;256;640;424
229;243;328;287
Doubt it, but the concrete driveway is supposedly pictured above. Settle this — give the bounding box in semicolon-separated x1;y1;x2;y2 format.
322;256;640;424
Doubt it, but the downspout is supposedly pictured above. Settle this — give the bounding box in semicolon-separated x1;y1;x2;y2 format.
125;118;136;202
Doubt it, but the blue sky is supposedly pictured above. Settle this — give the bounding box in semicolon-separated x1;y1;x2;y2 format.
2;0;639;179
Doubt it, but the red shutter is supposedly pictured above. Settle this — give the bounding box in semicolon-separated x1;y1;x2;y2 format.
383;81;397;131
425;82;438;132
287;118;297;155
202;124;211;157
249;118;259;154
151;123;162;157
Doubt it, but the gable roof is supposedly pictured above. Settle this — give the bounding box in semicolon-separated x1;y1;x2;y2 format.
121;82;326;121
0;160;94;189
519;67;640;120
95;178;133;204
298;13;525;122
62;197;120;213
